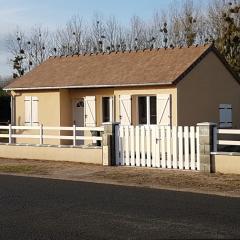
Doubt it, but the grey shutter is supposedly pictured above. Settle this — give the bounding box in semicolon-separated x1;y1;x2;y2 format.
219;104;232;128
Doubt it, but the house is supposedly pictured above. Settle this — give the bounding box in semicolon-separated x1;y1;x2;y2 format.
4;44;240;145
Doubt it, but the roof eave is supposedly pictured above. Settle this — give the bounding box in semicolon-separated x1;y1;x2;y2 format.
4;82;174;91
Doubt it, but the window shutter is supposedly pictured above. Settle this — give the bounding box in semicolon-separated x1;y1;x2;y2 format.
157;94;171;126
84;96;96;127
120;95;131;125
219;104;232;128
24;96;31;124
32;97;39;125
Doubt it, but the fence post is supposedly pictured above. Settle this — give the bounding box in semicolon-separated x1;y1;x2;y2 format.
8;124;12;144
102;122;120;166
213;126;218;152
73;125;76;146
197;122;217;173
102;133;111;166
39;124;43;145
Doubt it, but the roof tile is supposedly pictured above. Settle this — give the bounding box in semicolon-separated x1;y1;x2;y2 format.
6;45;212;90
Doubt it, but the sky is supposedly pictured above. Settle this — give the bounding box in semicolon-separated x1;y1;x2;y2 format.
0;0;209;78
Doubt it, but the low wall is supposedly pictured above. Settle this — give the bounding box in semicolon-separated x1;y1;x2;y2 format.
211;153;240;174
0;144;102;164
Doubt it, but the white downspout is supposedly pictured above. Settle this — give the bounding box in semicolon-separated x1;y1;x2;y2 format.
10;95;15;125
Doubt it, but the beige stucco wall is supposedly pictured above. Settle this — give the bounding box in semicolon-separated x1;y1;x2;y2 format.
67;86;177;126
12;86;176;145
59;89;73;145
177;51;240;128
211;154;240;174
114;86;177;126
60;89;72;126
70;88;114;126
13;90;61;145
0;144;102;164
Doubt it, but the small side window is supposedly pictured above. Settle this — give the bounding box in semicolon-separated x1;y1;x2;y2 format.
102;96;113;123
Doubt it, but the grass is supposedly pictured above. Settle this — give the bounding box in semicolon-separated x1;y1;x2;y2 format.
0;165;47;174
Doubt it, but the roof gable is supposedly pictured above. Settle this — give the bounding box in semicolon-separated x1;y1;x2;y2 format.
5;44;222;90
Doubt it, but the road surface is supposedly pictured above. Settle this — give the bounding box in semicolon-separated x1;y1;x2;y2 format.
0;175;239;239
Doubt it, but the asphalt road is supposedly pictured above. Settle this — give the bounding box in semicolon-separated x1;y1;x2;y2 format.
0;175;239;240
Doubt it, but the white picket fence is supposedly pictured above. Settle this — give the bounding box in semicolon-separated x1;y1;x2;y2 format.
0;125;104;146
115;125;200;171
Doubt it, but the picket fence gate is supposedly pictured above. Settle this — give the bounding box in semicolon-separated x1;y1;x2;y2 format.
115;125;200;171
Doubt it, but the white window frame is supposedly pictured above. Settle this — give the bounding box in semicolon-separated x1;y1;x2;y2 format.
24;96;39;126
137;95;157;125
101;96;114;123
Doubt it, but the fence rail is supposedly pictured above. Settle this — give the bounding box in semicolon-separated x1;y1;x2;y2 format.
115;125;200;171
217;129;240;147
0;124;104;146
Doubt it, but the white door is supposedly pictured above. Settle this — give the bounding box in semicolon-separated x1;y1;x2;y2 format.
157;94;171;126
73;99;84;145
120;95;132;125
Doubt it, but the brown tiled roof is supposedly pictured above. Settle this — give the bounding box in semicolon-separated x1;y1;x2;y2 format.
6;44;214;90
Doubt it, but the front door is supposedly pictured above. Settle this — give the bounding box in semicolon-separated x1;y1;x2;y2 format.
73;99;84;145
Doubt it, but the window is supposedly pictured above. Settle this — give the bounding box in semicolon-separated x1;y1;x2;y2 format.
24;96;39;125
150;96;157;124
102;97;113;123
138;97;147;124
138;96;156;125
219;104;232;128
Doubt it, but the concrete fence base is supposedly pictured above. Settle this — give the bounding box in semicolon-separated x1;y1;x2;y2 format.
211;152;240;174
0;144;103;164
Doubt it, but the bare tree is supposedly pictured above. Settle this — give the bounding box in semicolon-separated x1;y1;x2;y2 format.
150;11;165;48
129;16;148;50
90;13;106;52
53;15;86;55
5;0;240;77
27;27;50;65
6;26;50;77
104;16;121;51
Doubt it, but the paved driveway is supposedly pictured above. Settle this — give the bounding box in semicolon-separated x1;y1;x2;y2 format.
0;175;240;239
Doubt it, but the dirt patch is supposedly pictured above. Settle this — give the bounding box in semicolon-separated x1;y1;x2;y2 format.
0;158;240;197
0;165;48;174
